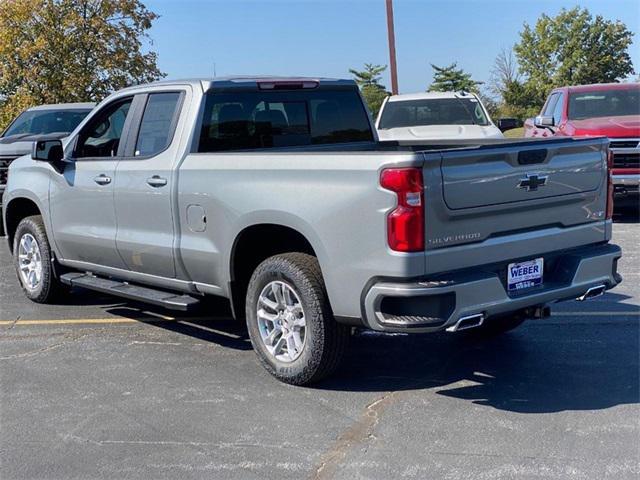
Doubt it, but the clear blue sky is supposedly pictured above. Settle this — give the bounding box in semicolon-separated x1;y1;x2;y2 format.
145;0;640;94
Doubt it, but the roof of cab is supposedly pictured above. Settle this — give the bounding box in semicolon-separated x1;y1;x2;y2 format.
118;76;357;93
386;91;478;102
27;102;95;111
555;82;640;94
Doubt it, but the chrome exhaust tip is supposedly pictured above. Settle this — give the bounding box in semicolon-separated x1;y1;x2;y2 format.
576;284;606;301
446;313;485;332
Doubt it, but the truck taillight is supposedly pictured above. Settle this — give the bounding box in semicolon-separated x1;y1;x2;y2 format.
606;149;614;220
380;168;424;252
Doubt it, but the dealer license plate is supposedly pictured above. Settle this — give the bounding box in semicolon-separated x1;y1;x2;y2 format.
507;258;544;291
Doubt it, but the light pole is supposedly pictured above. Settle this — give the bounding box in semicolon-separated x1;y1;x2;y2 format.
385;0;399;94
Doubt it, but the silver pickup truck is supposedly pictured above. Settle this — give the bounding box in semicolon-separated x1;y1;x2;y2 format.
2;77;622;385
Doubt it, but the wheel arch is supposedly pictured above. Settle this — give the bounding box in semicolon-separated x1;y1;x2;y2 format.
227;222;324;320
4;196;45;254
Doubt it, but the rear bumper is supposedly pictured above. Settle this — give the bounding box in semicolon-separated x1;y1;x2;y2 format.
612;174;640;186
362;243;622;333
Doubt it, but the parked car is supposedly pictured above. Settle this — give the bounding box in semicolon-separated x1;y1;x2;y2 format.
3;77;621;385
376;91;504;141
0;103;95;235
525;83;639;208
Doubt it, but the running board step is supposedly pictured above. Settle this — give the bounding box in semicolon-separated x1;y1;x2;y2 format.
60;273;201;311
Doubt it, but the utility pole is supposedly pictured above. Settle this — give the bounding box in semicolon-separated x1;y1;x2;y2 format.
385;0;399;94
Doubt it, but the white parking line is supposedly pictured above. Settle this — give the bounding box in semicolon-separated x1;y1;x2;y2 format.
0;317;177;326
0;311;637;327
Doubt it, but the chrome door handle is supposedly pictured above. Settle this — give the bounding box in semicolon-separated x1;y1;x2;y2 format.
93;174;112;185
146;175;167;187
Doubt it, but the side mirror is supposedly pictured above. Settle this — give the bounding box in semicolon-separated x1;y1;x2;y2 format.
534;115;555;129
32;139;64;162
497;118;519;132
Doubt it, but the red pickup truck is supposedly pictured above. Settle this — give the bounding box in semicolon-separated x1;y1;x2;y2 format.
525;83;639;208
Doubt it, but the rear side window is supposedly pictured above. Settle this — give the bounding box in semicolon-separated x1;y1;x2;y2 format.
135;92;182;156
198;89;373;152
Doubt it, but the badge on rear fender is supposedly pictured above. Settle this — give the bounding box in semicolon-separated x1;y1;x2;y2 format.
508;258;544;291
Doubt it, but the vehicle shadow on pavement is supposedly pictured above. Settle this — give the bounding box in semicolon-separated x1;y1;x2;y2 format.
89;291;638;414
104;298;253;351
318;316;639;413
554;292;640;312
37;288;128;307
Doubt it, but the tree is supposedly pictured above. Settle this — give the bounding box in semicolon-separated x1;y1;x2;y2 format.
349;63;389;116
489;47;520;99
0;0;165;129
487;47;539;120
513;7;635;105
428;63;482;93
499;80;540;120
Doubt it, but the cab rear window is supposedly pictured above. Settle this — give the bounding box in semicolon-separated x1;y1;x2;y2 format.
197;88;373;152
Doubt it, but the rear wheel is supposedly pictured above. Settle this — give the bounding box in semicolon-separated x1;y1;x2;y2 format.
13;215;68;303
245;253;349;385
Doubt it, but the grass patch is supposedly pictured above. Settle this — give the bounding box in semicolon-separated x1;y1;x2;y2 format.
503;127;525;138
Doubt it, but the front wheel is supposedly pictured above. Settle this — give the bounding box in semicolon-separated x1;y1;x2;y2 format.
245;253;349;385
13;215;68;303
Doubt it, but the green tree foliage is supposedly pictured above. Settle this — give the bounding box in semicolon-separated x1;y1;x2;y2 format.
0;0;165;130
428;63;482;93
487;48;534;120
349;63;389;117
513;7;635;107
499;80;540;120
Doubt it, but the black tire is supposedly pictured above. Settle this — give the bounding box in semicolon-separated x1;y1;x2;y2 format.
13;215;68;303
245;253;349;385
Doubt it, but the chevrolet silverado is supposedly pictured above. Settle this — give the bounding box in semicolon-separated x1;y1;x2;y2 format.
2;77;622;384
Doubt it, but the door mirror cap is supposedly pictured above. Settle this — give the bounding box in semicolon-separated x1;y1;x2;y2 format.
32;139;64;162
497;118;519;132
534;115;555;129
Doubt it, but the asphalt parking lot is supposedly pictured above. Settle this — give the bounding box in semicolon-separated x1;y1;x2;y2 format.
1;213;639;480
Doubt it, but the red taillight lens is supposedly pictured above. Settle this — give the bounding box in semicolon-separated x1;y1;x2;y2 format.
606;149;614;220
380;168;424;252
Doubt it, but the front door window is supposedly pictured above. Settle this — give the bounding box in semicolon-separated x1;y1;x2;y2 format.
75;99;133;158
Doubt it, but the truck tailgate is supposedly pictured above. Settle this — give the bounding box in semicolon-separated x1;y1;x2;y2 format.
441;140;603;209
421;137;609;258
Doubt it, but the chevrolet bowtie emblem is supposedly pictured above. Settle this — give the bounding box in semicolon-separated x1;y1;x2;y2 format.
518;173;548;191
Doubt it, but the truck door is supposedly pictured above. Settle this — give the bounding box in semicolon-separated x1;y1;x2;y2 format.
49;96;135;268
113;89;186;278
